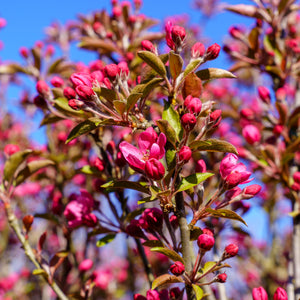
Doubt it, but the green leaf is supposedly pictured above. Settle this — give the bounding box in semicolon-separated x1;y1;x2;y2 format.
137;51;167;77
196;68;236;81
34;213;59;224
32;269;47;276
183;58;202;78
142;240;165;248
177;173;214;193
3;149;33;182
113;100;126;115
192;285;204;300
150;247;184;264
189;139;238;155
96;234;116;247
137;196;153;204
14;159;55;186
166;149;176;171
169;51;183;80
205;208;247;226
77;165;103;176
126;93;142;112
101;180;150;194
125;207;146;223
189;226;203;241
248;28;259;51
152;274;184;290
97;87;118;102
47;58;65;75
40;114;63;126
88;226;117;237
162;101;183;140
201;261;217;274
66;119;101;144
156;119;177;147
54;97;86;117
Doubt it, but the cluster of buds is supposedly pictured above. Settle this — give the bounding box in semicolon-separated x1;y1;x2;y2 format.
252;286;288;300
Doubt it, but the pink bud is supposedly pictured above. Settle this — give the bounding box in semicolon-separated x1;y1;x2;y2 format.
217;273;227;283
242;124;261;144
4;144;20;156
146;290;160;300
171;25;186;44
191;42;205;58
126;219;145;239
243;184;261;197
134;0;142;9
68;99;80;110
0;18;7;28
103;64;119;80
224;244;239;257
229;26;243;39
36;80;50;95
141;40;155;53
293;172;300;184
240;108;254;120
19;47;29;58
181;113;197;131
145;158;165;180
209;109;222;127
252;287;268;300
225;172;243;189
169;215;178;229
273;124;284;136
178;146;192;162
203;228;214;236
258;86;270;104
273;287;288;300
142;208;163;231
197;233;215;251
170;261;185;276
206;43;221;60
63;87;76;100
50;76;64;88
79;259;93;272
112;6;122;18
196;159;206;173
94;157;105;172
75;85;95;100
118;61;129;77
70;73;92;87
184;97;202;115
134;295;146;300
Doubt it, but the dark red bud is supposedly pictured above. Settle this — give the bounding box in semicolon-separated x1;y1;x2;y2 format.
75;85;95;100
197;233;215;251
63;87;76;100
206;43;221;60
224;243;239;258
178;146;192;162
23;215;34;232
181;113;197;131
170;261;185;276
145;158;165;180
217;273;227;283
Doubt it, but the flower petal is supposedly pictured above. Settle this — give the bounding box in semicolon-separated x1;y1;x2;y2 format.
119;141;144;170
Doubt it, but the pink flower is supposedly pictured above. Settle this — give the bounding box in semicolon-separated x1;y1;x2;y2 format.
165;21;175;50
64;190;97;229
79;259;94;272
119;127;166;172
220;154;251;186
242;124;261;144
273;287;288;300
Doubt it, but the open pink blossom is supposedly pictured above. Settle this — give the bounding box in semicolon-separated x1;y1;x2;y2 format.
119;127;166;172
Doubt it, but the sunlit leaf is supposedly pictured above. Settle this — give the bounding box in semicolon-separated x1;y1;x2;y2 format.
101;180;150;194
96;234;116;247
138;51;167;77
152;274;184;290
176;173;214;193
189;139;238;155
192;284;204;300
156;119;177;147
196;68;236;81
150;247;184;263
205;208;247;226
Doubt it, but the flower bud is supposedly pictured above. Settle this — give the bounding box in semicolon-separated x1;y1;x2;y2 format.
258;86;271;104
4;144;20;156
171;25;186;45
196;159;207;173
225;172;243;189
142;208;163;231
170;261;185;276
209;109;222;127
242;124;261;145
36;80;50;96
75;85;95;100
103;64;119;80
112;6;122;18
141;40;156;53
50;76;64;88
146;290;160;300
134;295;146;300
203;228;214;236
252;287;268;300
197;233;215;251
273;287;288;300
63;87;76;100
178;146;192;162
240;108;255;120
23;215;34;233
94;157;105;172
184;96;202;115
79;259;93;272
243;184;261;197
229;26;243;39
273;124;284;136
293;172;300;183
217;273;227;283
118;61;129;77
145;158;165;180
191;42;205;58
169;215;178;229
126;219;145;239
206;43;221;60
224;244;239;258
181;113;197;131
19;46;29;58
68;99;80;110
70;72;92;87
33;95;47;108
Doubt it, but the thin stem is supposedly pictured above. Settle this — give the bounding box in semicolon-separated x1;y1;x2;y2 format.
4;202;69;300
